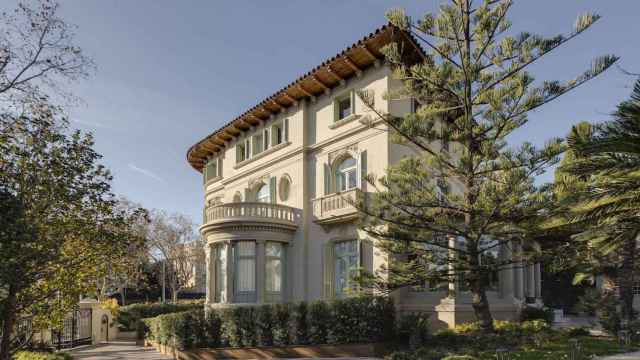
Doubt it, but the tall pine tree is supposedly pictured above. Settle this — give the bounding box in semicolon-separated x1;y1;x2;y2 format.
356;0;617;331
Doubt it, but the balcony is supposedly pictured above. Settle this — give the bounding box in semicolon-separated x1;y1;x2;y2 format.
312;188;362;225
202;202;299;233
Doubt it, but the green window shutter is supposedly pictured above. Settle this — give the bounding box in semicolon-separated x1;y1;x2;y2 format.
236;144;241;163
203;162;207;184
360;239;374;295
323;242;335;299
350;90;356;115
269;176;277;204
284;118;289;142
333;98;338;122
358;150;367;190
323;163;331;195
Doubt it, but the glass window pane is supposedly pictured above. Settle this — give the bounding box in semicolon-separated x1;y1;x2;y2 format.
266;242;282;257
334;240;358;296
337;157;356;171
237;258;255;291
256;184;270;203
338;97;351;119
266;258;282;292
236;241;255;256
347;170;357;190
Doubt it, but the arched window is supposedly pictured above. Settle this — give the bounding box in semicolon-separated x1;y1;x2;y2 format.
256;183;270;203
335;157;357;192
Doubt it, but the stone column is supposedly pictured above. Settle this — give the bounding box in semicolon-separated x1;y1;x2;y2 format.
225;241;234;303
527;264;536;299
256;239;266;304
204;244;212;304
534;263;542;299
499;243;514;299
513;241;524;300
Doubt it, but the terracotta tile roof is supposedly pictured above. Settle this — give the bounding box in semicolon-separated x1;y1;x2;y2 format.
187;23;425;172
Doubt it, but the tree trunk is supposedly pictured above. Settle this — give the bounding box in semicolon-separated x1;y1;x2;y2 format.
618;232;638;325
470;280;494;332
0;284;18;360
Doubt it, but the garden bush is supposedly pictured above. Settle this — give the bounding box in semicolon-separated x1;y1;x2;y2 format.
144;296;395;350
118;302;202;332
14;351;72;360
396;312;430;350
519;306;554;323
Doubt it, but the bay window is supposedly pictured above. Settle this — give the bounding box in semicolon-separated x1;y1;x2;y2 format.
265;242;284;302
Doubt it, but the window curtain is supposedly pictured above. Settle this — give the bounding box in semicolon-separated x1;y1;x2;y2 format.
234;241;256;302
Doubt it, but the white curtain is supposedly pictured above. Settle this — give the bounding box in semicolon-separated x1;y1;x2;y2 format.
235;241;256;292
266;242;283;292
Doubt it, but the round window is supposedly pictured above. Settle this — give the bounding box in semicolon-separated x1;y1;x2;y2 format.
279;176;291;202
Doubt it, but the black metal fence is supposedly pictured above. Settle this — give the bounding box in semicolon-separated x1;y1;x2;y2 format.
51;308;92;349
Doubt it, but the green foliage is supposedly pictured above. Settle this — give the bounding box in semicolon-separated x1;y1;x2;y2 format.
117;302;202;332
519;306;554;323
307;300;330;344
13;352;72;360
565;327;590;337
396;312;430;350
356;0;618;332
144;297;395;349
292;301;309;345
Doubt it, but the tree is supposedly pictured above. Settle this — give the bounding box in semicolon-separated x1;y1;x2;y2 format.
0;0;94;108
555;79;640;324
0;103;144;359
355;0;617;331
147;211;203;303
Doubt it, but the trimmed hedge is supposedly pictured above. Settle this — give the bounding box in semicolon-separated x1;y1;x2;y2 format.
117;302;202;332
144;296;395;350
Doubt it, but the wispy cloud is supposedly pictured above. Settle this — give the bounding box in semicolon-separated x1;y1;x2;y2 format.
128;163;166;183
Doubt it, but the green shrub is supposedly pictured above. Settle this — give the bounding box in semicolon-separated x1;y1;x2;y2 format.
565;326;590;337
273;303;292;346
143;296;396;350
256;305;274;346
384;348;445;360
397;312;430;350
117;302;202;332
292;301;309;344
307;300;331;344
442;356;477;360
519;306;554;323
14;352;71;360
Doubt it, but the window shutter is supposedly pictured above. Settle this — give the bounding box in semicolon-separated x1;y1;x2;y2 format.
236;144;242;163
350;90;356;115
333;98;339;122
244;188;250;202
269;176;277;204
323;163;331;195
323;242;335;299
360;239;374;295
203;161;208;184
284;118;289;142
358;150;367;190
264;129;269;150
217;158;222;177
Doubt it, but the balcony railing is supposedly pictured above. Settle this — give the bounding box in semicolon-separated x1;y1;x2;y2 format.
203;202;298;226
311;188;361;225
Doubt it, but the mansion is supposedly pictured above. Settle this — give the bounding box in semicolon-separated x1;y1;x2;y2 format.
186;24;542;328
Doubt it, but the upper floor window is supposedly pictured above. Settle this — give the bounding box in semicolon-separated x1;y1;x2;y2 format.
252;132;264;155
204;157;221;183
271;119;289;146
335;157;357;192
256;183;270;203
334;92;355;122
236;139;250;163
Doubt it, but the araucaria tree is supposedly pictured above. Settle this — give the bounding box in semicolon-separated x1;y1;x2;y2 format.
356;0;617;331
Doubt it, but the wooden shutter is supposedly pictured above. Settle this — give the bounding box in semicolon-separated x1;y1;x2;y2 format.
323;242;335;299
323;163;331;195
269;176;277;204
264;129;269;150
236;144;242;163
284;118;289;142
360;239;374;295
358;151;367;190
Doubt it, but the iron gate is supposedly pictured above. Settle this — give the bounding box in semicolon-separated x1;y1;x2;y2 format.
52;308;92;349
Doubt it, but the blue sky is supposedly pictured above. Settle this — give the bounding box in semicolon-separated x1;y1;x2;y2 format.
5;1;638;224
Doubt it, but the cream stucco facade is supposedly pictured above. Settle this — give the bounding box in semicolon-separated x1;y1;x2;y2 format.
188;25;542;328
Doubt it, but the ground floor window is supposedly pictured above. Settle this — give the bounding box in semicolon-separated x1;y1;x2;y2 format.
213;243;227;302
234;241;256;302
265;242;284;302
334;240;359;297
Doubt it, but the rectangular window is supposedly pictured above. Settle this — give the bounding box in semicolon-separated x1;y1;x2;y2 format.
334;240;359;297
236;143;246;163
234;241;256;302
252;133;264;155
272;122;283;146
213;243;227;303
263;128;269;150
337;96;352;120
266;242;283;294
244;139;250;160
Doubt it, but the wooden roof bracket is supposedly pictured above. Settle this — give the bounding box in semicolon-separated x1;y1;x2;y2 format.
297;84;317;103
343;56;363;78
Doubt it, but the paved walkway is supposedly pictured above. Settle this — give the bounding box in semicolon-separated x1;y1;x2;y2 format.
69;341;172;360
598;352;640;359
